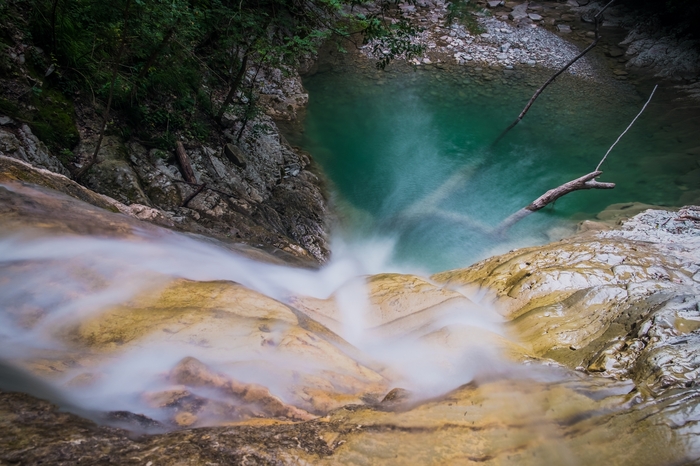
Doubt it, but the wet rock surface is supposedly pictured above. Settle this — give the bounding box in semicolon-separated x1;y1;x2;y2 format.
434;207;700;399
3;373;700;465
3;206;700;463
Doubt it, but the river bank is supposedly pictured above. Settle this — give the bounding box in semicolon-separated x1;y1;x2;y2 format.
296;14;700;272
355;0;700;97
2;0;698;269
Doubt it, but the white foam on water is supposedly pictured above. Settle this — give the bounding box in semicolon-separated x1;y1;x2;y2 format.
0;225;518;425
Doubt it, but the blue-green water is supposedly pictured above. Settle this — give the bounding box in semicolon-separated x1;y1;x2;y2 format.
295;62;700;272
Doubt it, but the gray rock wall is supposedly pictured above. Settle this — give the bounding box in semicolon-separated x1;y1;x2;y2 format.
0;70;330;264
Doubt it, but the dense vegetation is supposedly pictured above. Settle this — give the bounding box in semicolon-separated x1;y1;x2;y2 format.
1;0;698;176
0;0;422;173
618;0;700;38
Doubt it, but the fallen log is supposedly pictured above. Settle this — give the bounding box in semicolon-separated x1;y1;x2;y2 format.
176;141;197;184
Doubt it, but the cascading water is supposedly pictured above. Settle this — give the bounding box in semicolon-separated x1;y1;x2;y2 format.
0;221;508;427
2;57;700;465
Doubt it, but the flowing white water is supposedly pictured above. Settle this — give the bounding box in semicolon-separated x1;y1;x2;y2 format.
0;225;510;425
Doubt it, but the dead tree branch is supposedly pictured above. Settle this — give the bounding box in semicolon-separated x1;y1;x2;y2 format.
182;183;206;207
130;25;177;102
494;83;657;235
493;0;615;145
172;179;238;200
595;84;658;171
74;0;132;181
494;171;615;235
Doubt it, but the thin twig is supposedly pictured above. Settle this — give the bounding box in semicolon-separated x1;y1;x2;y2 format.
172;38;228;85
74;0;133;182
595;84;658;171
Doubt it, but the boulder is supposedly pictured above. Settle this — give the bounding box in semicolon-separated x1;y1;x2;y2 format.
0;124;70;176
223;143;248;168
433;208;700;398
508;3;529;21
79;136;152;206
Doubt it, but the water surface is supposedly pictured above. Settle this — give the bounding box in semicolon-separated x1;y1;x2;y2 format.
296;61;700;271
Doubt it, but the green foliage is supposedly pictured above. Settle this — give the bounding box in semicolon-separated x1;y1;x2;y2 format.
12;0;420;150
358;1;425;70
58;148;74;166
0;97;19;116
0;81;79;159
0;43;12;77
618;0;700;38
30;87;80;155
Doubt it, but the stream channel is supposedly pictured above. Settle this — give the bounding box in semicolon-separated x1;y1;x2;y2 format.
2;47;700;460
293;58;700;272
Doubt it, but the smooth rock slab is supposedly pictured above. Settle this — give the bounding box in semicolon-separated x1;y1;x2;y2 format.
3;178;700;463
3;376;700;465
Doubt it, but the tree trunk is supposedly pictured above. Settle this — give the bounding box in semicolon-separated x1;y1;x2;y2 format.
182;183;206;207
215;52;249;126
50;0;60;53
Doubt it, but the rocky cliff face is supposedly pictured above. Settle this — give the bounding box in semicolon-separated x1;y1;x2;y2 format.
2;160;700;464
0;27;330;264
